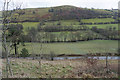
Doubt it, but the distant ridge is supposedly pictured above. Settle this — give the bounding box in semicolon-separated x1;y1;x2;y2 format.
3;5;116;23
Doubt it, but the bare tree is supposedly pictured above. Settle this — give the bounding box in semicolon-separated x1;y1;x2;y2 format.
2;0;23;78
2;0;13;78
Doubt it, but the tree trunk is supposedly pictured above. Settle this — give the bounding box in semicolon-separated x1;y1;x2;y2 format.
14;43;17;55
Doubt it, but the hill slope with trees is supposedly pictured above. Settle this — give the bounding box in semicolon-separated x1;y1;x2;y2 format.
4;5;117;23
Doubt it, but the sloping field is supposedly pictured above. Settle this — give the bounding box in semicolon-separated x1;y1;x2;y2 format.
81;18;115;23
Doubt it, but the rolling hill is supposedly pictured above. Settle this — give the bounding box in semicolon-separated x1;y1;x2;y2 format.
6;5;116;23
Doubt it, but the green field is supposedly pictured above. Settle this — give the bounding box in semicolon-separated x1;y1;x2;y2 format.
10;22;39;34
9;18;118;33
45;18;116;25
45;19;80;26
86;24;118;30
11;8;50;22
16;40;118;55
81;18;115;23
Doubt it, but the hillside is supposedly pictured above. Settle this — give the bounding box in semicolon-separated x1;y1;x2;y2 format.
6;5;116;23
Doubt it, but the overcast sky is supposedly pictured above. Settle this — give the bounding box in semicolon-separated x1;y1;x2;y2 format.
0;0;120;10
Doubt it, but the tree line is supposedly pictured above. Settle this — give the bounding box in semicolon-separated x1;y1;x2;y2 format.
80;21;118;25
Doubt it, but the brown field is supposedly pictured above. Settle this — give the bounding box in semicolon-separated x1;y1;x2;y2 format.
1;58;118;78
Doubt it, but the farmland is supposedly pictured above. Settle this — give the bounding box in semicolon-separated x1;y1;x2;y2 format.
1;4;119;79
15;40;118;55
86;24;118;29
81;18;115;23
9;18;118;33
1;5;119;55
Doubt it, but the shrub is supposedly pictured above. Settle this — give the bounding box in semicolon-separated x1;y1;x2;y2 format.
82;73;94;78
50;51;55;61
86;57;98;68
20;48;30;58
57;22;61;25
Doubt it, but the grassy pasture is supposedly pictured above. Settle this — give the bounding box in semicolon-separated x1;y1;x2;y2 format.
45;18;116;26
8;18;117;33
10;22;39;34
93;9;113;14
24;8;49;16
11;8;50;22
86;24;118;30
81;18;115;23
45;19;80;26
15;40;118;55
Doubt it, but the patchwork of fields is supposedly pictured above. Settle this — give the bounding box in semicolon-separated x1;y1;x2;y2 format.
8;18;118;33
1;5;119;79
1;16;118;55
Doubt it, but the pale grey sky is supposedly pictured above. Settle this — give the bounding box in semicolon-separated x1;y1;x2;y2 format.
0;0;119;10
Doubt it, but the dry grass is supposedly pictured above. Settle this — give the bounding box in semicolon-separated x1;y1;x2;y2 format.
0;58;2;79
72;59;118;78
1;58;118;78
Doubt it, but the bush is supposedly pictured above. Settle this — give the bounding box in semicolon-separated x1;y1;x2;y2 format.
20;48;30;58
86;57;98;67
57;22;61;25
50;51;55;61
